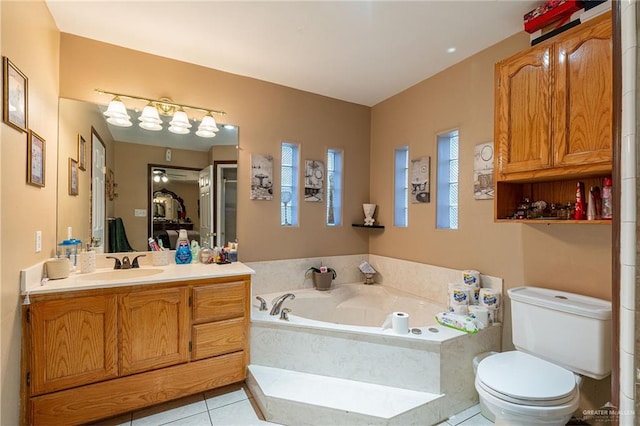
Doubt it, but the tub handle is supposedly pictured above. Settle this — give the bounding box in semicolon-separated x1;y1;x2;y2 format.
280;308;291;321
256;296;268;311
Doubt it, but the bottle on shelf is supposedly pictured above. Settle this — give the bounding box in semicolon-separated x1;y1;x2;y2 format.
602;177;613;220
574;182;586;220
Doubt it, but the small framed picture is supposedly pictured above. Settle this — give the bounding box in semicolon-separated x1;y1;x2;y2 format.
2;57;28;133
78;135;87;171
69;158;78;196
27;130;45;187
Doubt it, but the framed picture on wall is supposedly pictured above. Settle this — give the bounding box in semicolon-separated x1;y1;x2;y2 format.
69;158;79;196
27;130;45;187
410;156;430;203
304;160;324;202
250;154;273;200
2;57;28;133
78;135;87;171
474;142;494;200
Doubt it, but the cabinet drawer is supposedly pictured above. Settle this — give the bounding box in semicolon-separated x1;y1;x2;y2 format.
192;318;246;360
192;281;246;322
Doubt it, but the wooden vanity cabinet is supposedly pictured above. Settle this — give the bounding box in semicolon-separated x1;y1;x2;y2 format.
494;12;613;222
22;275;251;425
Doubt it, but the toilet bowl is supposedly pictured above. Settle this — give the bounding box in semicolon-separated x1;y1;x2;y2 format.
475;351;581;426
474;287;611;426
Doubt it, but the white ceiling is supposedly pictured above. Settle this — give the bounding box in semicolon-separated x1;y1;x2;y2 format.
45;0;538;107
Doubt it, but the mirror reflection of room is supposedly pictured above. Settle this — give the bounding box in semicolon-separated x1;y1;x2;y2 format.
56;98;239;254
151;167;200;250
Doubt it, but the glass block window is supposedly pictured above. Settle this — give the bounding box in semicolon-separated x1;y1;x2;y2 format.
326;149;343;226
394;146;409;227
281;142;299;226
437;130;459;230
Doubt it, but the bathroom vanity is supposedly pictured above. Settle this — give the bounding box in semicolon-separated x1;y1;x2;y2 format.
19;261;253;425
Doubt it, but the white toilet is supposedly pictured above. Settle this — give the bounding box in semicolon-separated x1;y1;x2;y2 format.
475;286;611;426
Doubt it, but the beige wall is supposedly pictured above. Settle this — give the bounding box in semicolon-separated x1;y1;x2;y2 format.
59;34;372;262
1;2;59;424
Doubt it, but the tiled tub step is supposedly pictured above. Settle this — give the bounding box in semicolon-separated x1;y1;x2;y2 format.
247;365;446;425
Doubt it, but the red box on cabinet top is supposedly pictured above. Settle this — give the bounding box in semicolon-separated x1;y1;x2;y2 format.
524;0;584;33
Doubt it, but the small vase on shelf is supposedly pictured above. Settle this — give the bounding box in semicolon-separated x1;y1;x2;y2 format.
363;203;376;226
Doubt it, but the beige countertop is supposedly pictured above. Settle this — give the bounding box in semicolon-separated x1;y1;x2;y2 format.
21;252;255;295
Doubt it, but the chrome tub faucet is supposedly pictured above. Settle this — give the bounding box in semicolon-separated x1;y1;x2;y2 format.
270;293;295;315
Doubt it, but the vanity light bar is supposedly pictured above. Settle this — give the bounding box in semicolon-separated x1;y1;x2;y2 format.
95;89;226;117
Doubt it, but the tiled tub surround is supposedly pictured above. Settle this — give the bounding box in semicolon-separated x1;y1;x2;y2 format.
246;255;503;425
246;254;503;309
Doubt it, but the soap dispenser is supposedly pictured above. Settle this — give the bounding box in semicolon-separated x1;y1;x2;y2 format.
175;229;192;264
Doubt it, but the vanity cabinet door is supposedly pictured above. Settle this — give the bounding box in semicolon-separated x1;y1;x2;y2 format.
30;295;118;395
120;287;190;375
553;14;612;168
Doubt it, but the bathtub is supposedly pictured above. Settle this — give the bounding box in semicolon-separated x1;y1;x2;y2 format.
254;283;444;331
249;282;502;424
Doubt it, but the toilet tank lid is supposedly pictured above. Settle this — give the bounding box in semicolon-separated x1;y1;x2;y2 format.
508;287;611;320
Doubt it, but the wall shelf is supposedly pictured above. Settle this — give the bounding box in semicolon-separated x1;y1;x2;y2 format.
352;224;385;229
496;219;612;225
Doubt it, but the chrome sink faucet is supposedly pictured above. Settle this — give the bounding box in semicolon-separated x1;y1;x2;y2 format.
106;254;146;270
270;293;295;315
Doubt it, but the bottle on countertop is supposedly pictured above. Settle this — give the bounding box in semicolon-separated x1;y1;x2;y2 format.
190;240;200;263
174;229;192;264
602;177;613;220
199;241;214;264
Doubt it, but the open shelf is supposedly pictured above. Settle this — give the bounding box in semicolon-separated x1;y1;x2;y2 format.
496;219;612;225
352;224;385;229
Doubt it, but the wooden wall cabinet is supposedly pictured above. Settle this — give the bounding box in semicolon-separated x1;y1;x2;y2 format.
494;12;613;223
22;275;251;425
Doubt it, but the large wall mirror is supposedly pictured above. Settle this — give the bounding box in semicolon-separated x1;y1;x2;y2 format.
57;98;238;254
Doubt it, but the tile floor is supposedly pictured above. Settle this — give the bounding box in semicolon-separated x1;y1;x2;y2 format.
91;382;493;426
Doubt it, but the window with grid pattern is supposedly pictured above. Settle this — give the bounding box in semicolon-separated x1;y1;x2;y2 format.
394;146;409;227
437;130;459;230
326;149;343;226
281;142;299;226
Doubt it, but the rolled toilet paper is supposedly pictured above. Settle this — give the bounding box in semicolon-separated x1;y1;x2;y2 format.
479;288;501;308
468;305;489;329
449;285;471;306
391;311;409;334
462;270;481;288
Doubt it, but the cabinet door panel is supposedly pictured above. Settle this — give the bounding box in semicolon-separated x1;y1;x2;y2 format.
192;318;246;360
30;295;118;395
192;281;246;323
120;287;189;375
554;16;612;167
495;44;553;175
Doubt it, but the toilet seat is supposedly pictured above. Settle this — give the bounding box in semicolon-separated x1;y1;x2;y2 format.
477;351;578;406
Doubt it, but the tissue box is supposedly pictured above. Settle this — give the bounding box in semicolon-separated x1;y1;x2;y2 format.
524;0;584;34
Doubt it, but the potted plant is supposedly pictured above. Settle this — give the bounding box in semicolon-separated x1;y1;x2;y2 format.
306;266;337;291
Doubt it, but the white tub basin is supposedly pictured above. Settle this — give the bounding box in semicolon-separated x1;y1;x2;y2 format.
77;268;164;282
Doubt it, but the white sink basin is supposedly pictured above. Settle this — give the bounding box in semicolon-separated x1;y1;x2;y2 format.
77;268;164;282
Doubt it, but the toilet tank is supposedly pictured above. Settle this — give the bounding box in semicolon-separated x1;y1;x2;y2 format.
508;287;611;380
